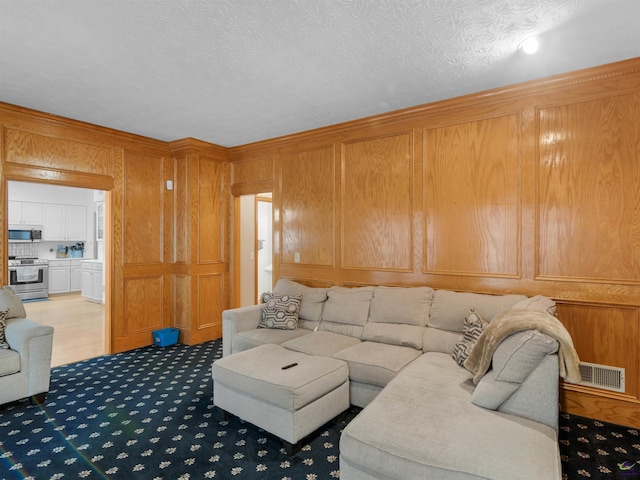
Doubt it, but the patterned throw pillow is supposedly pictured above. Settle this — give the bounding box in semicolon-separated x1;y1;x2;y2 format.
452;309;487;369
0;310;10;349
259;293;302;330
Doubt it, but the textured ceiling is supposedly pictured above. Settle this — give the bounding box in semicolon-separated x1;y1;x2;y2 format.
1;0;639;147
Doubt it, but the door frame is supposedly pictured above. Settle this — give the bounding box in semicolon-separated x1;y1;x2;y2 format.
3;175;112;353
232;191;273;308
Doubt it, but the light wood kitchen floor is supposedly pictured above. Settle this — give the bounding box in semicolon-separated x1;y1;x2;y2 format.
24;293;106;367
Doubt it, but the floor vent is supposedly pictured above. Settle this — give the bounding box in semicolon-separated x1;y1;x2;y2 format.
577;362;625;393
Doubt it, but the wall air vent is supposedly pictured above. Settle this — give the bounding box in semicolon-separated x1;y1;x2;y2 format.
576;362;625;393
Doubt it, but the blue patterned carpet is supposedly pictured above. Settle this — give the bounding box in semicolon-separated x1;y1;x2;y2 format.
0;339;638;479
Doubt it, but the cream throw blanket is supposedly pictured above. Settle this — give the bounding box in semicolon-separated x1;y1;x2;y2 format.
464;309;582;385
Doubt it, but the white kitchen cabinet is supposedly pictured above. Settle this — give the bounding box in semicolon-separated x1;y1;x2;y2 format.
81;260;103;303
81;268;91;299
71;260;83;291
66;205;87;240
48;259;83;294
43;204;87;241
8;200;43;226
43;204;65;239
48;260;71;294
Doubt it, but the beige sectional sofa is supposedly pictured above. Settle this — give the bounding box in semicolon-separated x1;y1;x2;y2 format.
221;279;576;479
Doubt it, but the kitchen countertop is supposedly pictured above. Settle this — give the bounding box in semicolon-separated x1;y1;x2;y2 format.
47;257;86;261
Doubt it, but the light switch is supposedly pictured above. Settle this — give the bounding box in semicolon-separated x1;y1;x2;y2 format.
294;252;300;263
166;180;174;190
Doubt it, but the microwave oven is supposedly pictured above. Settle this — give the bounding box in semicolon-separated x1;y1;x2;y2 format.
8;228;43;242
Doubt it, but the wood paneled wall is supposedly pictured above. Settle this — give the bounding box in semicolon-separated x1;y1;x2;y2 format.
279;147;335;267
0;106;230;354
170;140;230;344
2;57;639;428
229;57;640;428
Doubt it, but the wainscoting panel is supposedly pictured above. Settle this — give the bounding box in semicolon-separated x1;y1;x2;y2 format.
198;156;226;264
558;302;640;427
557;302;639;401
423;114;520;277
123;151;164;265
196;273;225;341
537;93;640;283
231;155;273;195
341;132;414;271
172;274;192;330
278;146;335;267
122;276;164;335
4;128;113;176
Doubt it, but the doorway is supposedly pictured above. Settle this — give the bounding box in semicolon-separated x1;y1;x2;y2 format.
256;195;273;302
7;180;108;366
237;192;273;307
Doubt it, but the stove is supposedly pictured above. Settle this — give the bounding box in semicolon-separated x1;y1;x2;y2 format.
8;258;49;267
8;258;49;300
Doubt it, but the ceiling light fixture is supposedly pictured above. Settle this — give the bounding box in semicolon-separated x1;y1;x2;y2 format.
519;36;539;54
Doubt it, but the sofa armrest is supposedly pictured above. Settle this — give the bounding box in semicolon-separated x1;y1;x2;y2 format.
471;329;560;429
222;305;264;357
4;317;54;395
498;354;559;429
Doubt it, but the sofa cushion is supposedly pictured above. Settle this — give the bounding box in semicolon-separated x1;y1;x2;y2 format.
317;286;374;339
451;310;487;369
0;310;9;349
233;328;311;354
369;286;434;326
272;278;328;322
0;348;20;377
318;320;364;338
333;341;422;387
322;286;374;326
259;293;301;330
428;290;527;333
361;322;425;350
281;330;361;357
0;287;26;320
421;328;461;354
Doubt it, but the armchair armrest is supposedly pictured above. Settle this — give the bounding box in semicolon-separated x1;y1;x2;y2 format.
4;317;54;397
222;305;264;357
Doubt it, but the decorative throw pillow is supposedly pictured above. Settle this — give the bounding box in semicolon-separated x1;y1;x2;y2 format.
452;309;487;369
0;310;10;349
259;293;302;330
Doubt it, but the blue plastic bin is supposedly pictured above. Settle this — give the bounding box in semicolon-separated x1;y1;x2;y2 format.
153;328;179;347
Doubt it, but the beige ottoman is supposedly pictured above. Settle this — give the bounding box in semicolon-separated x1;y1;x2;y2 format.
212;343;350;454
